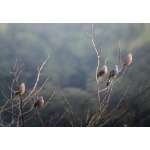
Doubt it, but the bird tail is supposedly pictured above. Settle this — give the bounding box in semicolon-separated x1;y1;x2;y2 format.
13;91;19;99
107;80;110;86
107;77;113;86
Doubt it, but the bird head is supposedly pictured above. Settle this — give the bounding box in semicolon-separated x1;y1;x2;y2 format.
115;65;118;68
38;96;43;100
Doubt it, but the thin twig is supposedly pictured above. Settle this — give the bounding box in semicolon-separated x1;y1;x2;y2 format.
36;108;45;127
19;94;25;127
86;24;101;102
53;111;67;127
118;41;123;66
23;55;50;102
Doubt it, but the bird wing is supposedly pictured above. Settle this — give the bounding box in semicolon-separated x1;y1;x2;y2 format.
109;68;118;79
97;69;105;77
109;70;115;79
123;54;132;66
34;101;39;107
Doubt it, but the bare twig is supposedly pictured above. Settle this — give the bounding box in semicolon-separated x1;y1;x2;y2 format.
53;110;67;127
19;94;25;127
118;41;123;66
86;24;101;102
23;54;50;102
35;108;45;127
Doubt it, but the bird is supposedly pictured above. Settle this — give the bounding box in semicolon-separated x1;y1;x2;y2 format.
18;83;25;94
97;58;108;78
14;83;25;98
93;58;108;82
97;65;108;79
123;53;132;66
34;96;44;108
107;65;118;86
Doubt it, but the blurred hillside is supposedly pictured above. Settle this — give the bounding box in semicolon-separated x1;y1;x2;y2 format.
0;23;150;126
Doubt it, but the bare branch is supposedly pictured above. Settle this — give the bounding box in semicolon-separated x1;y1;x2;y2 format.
118;41;123;66
23;55;50;102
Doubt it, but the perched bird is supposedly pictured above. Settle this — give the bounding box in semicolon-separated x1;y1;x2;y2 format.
97;65;108;79
14;83;25;98
34;96;44;108
123;53;132;66
107;65;118;86
93;58;108;82
97;58;108;79
18;83;25;94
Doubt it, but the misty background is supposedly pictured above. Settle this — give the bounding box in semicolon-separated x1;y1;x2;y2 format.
0;23;150;126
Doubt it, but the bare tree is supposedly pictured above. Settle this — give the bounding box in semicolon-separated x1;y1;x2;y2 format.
1;25;150;127
0;55;55;127
52;24;150;127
